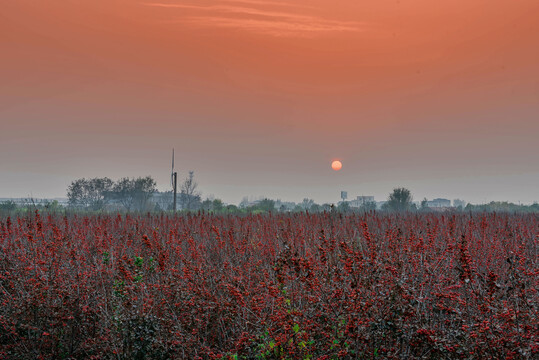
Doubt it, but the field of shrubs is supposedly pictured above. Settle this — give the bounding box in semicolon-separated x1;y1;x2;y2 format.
0;211;537;359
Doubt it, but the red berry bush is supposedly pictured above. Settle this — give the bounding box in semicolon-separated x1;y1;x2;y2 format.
0;211;537;359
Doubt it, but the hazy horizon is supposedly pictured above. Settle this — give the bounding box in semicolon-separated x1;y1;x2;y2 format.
2;0;538;205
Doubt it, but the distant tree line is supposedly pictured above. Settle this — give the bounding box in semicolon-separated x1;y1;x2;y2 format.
66;172;204;212
464;201;539;213
2;182;538;214
0;199;64;214
67;176;157;211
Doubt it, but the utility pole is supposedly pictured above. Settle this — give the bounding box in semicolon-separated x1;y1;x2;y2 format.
172;148;178;213
173;171;177;212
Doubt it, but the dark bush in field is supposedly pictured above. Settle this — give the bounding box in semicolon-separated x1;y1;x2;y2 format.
0;211;537;359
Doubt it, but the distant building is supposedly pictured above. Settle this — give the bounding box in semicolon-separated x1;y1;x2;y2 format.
244;199;262;208
427;198;451;208
239;197;262;208
0;197;69;207
349;196;375;208
376;201;387;209
151;191;173;211
274;200;296;211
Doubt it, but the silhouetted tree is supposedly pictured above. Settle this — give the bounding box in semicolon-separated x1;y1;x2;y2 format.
338;201;350;213
384;187;413;212
359;201;377;212
212;199;224;212
112;176;157;211
67;177;113;210
301;198;315;211
453;199;467;209
254;199;275;212
180;171;201;211
201;198;224;212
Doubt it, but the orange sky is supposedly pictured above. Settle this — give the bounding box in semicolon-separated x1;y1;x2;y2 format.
1;0;539;204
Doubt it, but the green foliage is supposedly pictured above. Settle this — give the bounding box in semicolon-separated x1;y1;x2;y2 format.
133;256;144;282
113;280;126;299
254;330;283;359
134;256;144;268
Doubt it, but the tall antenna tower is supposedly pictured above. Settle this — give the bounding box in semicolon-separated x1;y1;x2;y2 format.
171;149;177;212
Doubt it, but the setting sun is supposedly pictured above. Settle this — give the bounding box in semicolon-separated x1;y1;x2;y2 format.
0;1;538;358
331;160;342;171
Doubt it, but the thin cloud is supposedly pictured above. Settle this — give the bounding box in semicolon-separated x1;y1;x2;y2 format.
147;0;313;9
183;16;361;37
146;3;340;23
219;0;314;9
143;1;364;36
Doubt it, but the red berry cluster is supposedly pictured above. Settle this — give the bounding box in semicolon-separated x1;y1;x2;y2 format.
0;211;537;359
